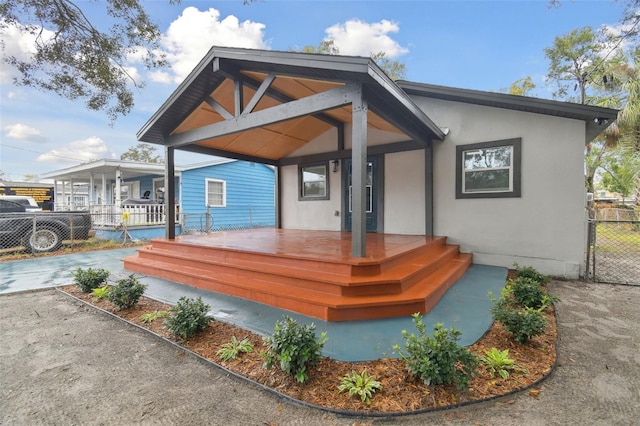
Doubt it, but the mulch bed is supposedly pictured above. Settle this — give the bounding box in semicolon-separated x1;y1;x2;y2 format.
60;283;556;414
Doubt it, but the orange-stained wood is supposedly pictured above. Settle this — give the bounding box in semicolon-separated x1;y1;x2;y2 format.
123;229;472;321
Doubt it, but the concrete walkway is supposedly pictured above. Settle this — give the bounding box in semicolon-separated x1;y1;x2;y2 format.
1;280;638;424
0;248;507;361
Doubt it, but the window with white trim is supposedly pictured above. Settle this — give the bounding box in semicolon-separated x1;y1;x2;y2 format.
456;138;521;199
299;163;329;200
205;178;226;207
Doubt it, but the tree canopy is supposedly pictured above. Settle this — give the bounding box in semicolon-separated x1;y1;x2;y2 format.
294;40;407;80
120;143;163;163
0;0;178;122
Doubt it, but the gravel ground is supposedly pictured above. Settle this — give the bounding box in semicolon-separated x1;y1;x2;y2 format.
1;281;639;425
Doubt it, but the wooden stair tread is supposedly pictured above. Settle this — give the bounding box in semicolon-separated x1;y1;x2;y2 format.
123;232;473;321
124;252;470;309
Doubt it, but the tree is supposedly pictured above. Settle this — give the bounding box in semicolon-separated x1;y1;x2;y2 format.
499;76;537;96
294;40;407;80
600;150;640;203
120;143;163;163
544;26;607;104
0;0;178;122
23;174;40;183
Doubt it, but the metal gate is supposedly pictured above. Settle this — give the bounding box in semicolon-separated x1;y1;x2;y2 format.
586;219;640;285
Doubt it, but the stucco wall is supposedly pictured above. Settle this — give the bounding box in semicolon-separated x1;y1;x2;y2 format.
384;150;426;234
412;97;588;278
280;98;589;278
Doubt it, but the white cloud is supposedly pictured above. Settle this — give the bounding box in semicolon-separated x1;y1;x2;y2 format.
4;123;47;143
0;20;52;84
37;136;114;164
159;7;269;83
148;70;173;84
324;19;408;58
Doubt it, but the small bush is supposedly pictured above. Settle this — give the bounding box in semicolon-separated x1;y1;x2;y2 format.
393;314;478;389
163;297;212;339
514;263;550;285
106;274;147;310
72;267;110;293
338;369;382;405
479;348;527;380
261;316;327;383
490;289;547;344
509;277;550;309
217;336;254;361
140;310;169;323
91;285;110;301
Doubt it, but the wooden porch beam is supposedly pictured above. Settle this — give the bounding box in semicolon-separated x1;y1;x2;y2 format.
178;144;279;166
242;72;275;116
205;97;233;120
166;83;362;148
351;90;368;258
213;62;345;129
424;141;434;236
234;80;243;117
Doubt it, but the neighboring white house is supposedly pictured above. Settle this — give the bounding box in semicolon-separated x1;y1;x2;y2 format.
134;47;618;279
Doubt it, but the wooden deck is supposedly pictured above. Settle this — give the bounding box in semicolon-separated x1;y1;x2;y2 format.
122;229;472;321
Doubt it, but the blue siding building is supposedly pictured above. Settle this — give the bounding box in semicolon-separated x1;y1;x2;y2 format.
180;159;275;232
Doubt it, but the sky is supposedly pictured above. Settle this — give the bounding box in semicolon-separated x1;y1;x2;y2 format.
0;0;628;180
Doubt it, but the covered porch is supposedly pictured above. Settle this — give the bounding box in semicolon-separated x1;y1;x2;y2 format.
125;47;467;321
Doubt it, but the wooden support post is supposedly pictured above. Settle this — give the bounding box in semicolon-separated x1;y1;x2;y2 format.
351;89;367;257
165;146;176;240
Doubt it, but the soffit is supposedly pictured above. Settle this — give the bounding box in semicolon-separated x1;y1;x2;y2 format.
138;47;445;164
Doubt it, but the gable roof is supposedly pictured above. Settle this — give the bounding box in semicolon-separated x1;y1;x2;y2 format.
397;81;619;143
137;47;445;165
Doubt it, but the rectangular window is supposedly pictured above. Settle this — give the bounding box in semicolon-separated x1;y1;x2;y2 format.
206;178;226;207
456;138;521;199
299;163;329;200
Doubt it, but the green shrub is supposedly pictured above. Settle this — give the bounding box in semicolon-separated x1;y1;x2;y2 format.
479;348;527;380
163;297;212;339
261;316;327;383
490;289;547;344
338;369;382;405
217;336;254;361
393;315;478;389
140;310;169;323
514;263;551;285
72;267;110;293
509;277;550;309
106;274;147;310
91;285;110;301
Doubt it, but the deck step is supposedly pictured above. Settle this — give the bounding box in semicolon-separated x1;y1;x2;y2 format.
123;252;471;321
123;233;473;321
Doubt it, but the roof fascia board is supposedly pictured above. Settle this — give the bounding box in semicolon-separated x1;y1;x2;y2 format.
166;83;363;148
398;81;619;120
366;65;445;141
137;47;220;141
211;46;372;74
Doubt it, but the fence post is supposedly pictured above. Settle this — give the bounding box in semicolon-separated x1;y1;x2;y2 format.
585;220;593;281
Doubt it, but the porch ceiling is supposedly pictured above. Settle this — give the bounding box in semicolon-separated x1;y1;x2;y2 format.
137;47;445;165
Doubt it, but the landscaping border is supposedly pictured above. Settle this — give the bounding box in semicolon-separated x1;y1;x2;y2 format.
55;286;559;418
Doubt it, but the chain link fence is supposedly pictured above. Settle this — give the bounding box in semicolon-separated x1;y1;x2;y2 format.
586;216;640;285
0;212;94;256
181;205;275;233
